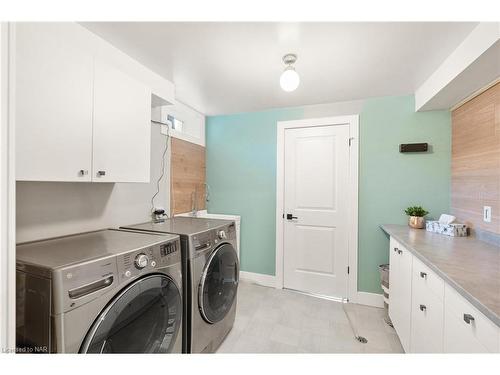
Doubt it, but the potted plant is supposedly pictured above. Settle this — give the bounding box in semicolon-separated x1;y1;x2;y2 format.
404;206;429;229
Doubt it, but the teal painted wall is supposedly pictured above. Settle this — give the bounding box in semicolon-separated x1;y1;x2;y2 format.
357;96;451;292
205;108;304;275
206;95;451;293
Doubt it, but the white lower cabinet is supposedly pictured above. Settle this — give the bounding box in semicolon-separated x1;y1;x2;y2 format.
410;257;444;353
444;284;499;353
389;236;499;353
388;237;412;352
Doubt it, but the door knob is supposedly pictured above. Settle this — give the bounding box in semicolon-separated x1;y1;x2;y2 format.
419;304;426;312
420;272;427;279
286;213;298;220
97;170;106;177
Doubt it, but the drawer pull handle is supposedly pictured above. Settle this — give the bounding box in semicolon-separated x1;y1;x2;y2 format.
420;272;427;279
419;304;426;312
463;314;475;324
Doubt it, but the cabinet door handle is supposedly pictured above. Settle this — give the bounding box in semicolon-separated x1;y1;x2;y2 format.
97;170;106;177
393;247;399;253
79;169;88;176
463;313;475;324
420;272;427;279
397;249;403;255
419;304;426;312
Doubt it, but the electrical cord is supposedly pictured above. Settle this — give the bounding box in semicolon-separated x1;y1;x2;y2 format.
150;125;170;218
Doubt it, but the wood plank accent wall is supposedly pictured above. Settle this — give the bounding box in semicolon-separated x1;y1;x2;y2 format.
170;138;206;216
451;82;500;234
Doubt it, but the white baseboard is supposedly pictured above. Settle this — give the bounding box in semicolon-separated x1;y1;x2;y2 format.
355;291;384;308
239;271;277;288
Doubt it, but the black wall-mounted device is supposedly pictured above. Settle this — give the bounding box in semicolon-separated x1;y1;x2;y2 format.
399;143;428;153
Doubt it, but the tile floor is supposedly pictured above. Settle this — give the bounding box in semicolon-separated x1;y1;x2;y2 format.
217;280;404;353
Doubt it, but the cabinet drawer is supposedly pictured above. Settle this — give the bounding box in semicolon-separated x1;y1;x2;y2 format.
444;284;499;352
411;284;444;353
412;256;444;301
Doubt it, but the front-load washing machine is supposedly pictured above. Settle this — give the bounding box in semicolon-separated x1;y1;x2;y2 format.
16;229;183;353
121;217;239;353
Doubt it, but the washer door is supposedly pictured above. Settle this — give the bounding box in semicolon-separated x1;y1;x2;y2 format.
199;243;239;324
80;274;181;353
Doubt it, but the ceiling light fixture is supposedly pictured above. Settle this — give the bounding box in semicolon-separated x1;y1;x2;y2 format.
280;53;300;92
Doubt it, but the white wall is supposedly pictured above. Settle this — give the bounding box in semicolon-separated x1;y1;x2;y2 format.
152;99;206;146
1;22;16;351
16;124;171;243
33;22;175;104
415;22;500;111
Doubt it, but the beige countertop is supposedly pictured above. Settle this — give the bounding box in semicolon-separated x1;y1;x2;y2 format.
381;224;500;327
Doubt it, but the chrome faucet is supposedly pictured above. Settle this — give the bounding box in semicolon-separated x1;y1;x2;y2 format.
191;188;198;217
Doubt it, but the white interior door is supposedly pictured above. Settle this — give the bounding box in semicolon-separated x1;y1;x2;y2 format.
283;124;350;298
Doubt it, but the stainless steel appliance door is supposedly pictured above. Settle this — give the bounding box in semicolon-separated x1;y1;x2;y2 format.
80;274;181;353
198;243;239;324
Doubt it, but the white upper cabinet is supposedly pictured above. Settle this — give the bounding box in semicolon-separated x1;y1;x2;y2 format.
16;24;94;181
14;23;168;183
92;61;151;183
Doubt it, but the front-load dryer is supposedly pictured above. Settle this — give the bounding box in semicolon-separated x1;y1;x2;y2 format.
121;217;239;353
16;229;183;353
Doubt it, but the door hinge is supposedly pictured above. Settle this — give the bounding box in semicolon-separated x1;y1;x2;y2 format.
347;266;350;274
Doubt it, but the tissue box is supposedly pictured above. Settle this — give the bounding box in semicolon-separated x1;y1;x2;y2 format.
425;221;468;237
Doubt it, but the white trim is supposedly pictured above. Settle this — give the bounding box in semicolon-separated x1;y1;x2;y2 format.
239;271;276;288
415;22;500;111
275;115;359;303
356;292;384;308
450;77;500;111
0;22;16;351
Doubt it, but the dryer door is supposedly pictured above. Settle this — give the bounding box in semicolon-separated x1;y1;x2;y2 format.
199;243;239;324
80;274;181;353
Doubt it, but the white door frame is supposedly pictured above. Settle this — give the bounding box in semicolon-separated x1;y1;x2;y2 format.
276;115;359;302
0;22;16;352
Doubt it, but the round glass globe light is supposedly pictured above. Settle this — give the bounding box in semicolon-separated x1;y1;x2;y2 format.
280;66;300;92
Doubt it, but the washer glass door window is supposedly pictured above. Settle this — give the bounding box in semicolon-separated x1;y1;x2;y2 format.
80;274;181;353
199;243;239;324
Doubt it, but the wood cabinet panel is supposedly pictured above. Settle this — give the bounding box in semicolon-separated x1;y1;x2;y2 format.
170;138;206;215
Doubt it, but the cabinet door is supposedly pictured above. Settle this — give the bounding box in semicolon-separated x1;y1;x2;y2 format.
410;281;444;352
16;24;93;181
92;60;151;183
444;284;499;353
388;238;412;352
388;238;400;328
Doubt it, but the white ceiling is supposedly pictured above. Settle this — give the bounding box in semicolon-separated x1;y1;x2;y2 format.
82;22;477;115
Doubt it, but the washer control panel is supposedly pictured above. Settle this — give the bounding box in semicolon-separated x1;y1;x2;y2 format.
117;237;180;282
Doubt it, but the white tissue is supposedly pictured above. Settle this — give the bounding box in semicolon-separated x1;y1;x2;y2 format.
438;214;456;225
